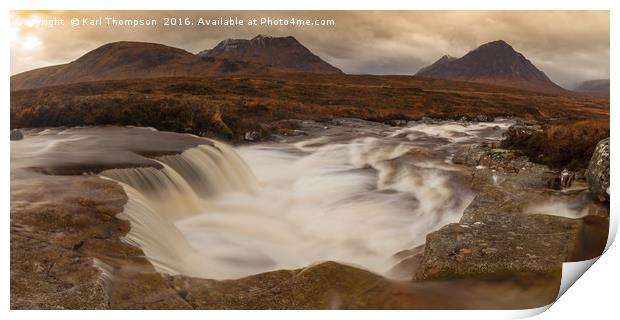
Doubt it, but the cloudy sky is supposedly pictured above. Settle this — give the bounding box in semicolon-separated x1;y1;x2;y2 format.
10;11;609;89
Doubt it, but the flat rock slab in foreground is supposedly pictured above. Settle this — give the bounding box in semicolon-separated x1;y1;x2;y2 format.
416;214;579;280
414;145;608;281
11;127;210;175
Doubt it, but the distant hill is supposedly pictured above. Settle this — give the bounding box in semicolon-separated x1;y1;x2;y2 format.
10;36;341;91
11;42;205;90
415;40;566;94
573;79;609;97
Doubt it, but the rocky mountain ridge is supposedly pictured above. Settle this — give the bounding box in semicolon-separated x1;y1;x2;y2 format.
10;36;341;91
416;40;567;94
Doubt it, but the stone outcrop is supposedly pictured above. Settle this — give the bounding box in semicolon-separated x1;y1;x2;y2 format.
414;143;609;281
416;207;581;280
10;176;190;309
586;138;610;202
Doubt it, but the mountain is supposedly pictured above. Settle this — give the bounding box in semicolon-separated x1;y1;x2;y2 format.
415;40;566;94
198;35;342;74
11;36;341;91
573;79;609;97
11;42;204;90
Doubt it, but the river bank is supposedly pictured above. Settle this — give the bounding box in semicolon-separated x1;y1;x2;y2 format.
10;118;608;309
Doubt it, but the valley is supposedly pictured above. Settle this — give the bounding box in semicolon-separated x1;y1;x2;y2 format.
9;22;610;310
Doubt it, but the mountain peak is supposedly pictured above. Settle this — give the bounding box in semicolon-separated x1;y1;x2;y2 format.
252;34;273;40
480;39;512;48
470;40;518;56
198;35;341;74
416;40;565;94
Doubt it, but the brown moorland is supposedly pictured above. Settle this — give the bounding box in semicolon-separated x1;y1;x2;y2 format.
501;119;610;169
11;73;609;167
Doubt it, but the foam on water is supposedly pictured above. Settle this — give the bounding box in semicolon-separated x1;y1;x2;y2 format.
10;119;603;285
97;121;514;280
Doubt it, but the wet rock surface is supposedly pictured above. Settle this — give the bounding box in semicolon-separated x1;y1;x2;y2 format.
586;138;610;202
415;214;579;280
412;142;608;282
11;127;211;175
10;174;562;310
243;130;262;142
164;261;560;309
10;121;609;309
10;176;190;309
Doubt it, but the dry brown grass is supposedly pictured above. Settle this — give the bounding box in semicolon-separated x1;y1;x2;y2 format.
501;119;610;169
10;73;609;144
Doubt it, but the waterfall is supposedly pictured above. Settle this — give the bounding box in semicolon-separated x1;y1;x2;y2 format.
100;140;260;277
157;142;259;197
13;121;536;281
101;133;475;280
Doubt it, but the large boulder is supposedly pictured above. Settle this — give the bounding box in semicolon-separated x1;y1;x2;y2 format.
586;138;610;202
415;214;581;281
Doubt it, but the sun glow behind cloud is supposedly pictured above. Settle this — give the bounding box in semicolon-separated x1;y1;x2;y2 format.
11;13;44;55
21;36;42;50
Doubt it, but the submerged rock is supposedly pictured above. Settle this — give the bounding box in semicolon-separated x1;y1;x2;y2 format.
586;138;610;202
389;245;425;279
547;169;576;191
420;117;434;124
475;115;490;122
10;129;23;140
385;119;408;127
244;130;262;142
560;169;576;190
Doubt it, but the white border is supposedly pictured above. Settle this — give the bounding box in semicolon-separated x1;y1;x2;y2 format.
2;1;616;319
2;0;614;10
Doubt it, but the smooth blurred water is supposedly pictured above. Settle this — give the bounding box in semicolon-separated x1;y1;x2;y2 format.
99;120;518;279
12;120;524;280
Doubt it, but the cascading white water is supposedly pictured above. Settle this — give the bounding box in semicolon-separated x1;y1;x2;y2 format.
11;120;601;283
110;184;205;276
100;141;262;277
98;121;503;280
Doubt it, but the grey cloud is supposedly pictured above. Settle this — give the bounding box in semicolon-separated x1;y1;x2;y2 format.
11;11;609;89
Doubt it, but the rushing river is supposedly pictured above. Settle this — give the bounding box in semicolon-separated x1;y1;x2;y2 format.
99;119;519;279
12;119;518;280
